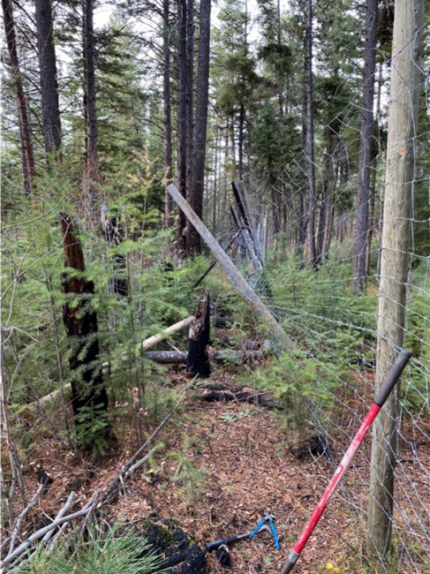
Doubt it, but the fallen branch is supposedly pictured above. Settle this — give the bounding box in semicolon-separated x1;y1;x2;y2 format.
6;484;44;556
137;316;195;353
0;492;98;570
199;383;281;409
41;491;77;544
23;316;195;417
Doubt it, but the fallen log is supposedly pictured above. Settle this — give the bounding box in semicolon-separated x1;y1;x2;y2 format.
23;316;195;417
143;349;264;364
167;184;293;352
198;382;281;409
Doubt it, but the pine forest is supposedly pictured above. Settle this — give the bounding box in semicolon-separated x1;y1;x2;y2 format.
1;0;429;572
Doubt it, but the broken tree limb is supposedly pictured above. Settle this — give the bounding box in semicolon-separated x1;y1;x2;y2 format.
231;181;264;270
167;184;293;352
137;315;195;354
23;315;195;417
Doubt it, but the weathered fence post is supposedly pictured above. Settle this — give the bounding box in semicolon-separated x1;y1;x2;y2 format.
367;0;424;557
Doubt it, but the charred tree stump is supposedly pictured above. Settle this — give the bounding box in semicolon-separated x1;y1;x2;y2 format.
187;289;211;377
60;214;109;441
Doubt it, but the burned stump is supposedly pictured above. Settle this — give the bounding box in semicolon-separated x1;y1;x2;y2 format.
139;520;207;573
187;290;211;378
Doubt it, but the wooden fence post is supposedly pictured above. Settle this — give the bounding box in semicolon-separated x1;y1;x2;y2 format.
367;0;424;557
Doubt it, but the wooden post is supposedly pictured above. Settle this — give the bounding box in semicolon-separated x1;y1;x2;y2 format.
367;0;424;557
187;290;211;377
167;184;293;351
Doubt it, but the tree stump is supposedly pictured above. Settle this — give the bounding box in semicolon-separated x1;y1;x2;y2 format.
186;290;211;377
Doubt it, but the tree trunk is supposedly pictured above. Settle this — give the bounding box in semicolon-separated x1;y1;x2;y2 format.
35;0;62;157
305;0;316;269
83;0;99;212
60;214;109;445
163;0;174;229
270;171;281;237
185;0;194;207
2;0;36;195
366;63;383;276
101;205;128;297
177;0;188;254
367;0;424;557
187;0;211;256
352;0;378;292
318;132;335;261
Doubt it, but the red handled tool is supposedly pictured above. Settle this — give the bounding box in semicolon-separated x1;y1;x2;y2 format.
280;348;412;574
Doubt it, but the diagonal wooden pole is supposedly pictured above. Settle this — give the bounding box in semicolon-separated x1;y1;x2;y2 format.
167;184;293;351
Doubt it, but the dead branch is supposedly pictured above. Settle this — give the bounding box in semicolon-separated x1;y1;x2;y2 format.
144;349;264;364
23;316;195;417
41;491;77;544
0;492;98;570
6;484;44;555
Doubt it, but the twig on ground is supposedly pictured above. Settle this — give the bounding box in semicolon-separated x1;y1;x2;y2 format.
0;492;98;570
41;491;77;544
7;484;44;555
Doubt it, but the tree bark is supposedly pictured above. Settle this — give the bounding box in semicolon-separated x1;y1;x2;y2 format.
187;0;211;256
367;0;424;557
35;0;62;157
177;0;188;254
163;0;174;229
83;0;99;212
2;0;36;195
60;214;109;440
101;205;128;297
187;290;211;377
352;0;378;292
305;0;316;269
185;0;194;207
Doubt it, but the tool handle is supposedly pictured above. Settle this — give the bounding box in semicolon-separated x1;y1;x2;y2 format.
374;349;412;406
205;531;250;552
249;519;265;539
270;522;280;550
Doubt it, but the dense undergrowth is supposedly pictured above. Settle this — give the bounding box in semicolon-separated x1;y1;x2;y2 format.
2;187;429;457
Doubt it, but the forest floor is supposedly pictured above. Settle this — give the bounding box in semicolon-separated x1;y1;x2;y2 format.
3;344;430;574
